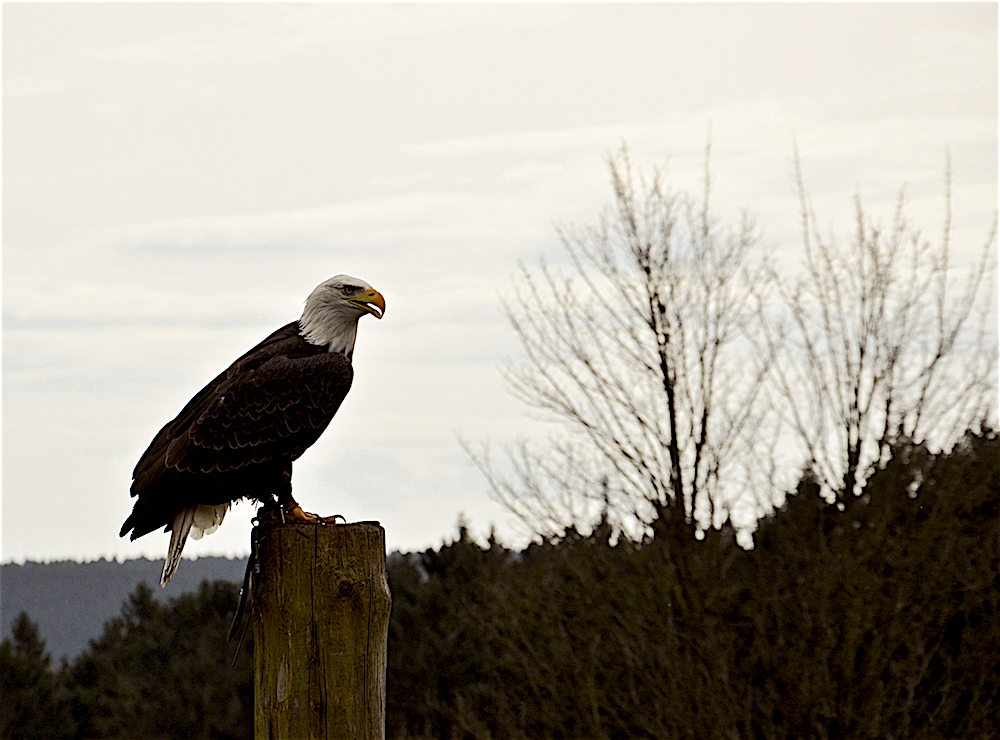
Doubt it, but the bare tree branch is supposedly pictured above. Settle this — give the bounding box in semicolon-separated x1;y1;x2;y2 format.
475;144;777;540
770;146;998;503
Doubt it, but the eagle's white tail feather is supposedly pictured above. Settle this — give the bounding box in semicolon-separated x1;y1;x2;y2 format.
161;507;196;586
189;503;230;540
161;504;230;586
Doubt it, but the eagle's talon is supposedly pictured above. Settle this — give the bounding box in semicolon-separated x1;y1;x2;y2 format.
283;503;322;523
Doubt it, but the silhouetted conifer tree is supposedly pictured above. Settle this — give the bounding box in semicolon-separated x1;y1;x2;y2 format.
0;612;72;740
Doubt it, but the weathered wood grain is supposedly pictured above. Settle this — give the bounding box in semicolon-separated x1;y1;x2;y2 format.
253;521;390;739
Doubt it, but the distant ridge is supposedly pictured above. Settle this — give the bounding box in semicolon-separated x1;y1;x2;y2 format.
0;556;248;663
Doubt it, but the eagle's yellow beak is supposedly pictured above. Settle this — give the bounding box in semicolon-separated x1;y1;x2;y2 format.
351;288;385;319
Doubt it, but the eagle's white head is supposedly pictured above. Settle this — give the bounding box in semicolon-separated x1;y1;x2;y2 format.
299;275;385;356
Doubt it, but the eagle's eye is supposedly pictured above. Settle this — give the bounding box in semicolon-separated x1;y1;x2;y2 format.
340;285;358;295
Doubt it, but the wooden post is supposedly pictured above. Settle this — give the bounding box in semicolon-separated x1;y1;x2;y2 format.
253;520;391;740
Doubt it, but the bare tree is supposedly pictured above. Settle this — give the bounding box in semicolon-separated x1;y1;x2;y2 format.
761;149;998;504
466;145;778;541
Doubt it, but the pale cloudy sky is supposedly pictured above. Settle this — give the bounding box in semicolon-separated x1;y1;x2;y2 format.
3;3;997;564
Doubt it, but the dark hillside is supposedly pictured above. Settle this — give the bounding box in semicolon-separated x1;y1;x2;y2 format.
0;556;247;662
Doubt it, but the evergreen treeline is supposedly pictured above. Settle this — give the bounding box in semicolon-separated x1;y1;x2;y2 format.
3;432;998;739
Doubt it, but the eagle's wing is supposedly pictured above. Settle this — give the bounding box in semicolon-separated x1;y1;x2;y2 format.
129;325;353;496
168;352;351;473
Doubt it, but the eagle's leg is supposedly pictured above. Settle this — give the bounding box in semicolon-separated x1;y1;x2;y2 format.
275;465;321;523
254;465;342;524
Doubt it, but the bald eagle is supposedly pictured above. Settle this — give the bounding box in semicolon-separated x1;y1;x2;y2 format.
120;275;385;585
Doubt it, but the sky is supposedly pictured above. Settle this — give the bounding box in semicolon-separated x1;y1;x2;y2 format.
3;2;997;565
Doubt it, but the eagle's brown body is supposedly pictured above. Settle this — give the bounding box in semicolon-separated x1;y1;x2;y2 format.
121;322;353;541
120;275;384;584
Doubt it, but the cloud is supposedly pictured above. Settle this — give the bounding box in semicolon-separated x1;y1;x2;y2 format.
3;2;995;563
2;74;68;98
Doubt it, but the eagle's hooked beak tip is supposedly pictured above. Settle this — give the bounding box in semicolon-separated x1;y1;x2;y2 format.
355;289;385;320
